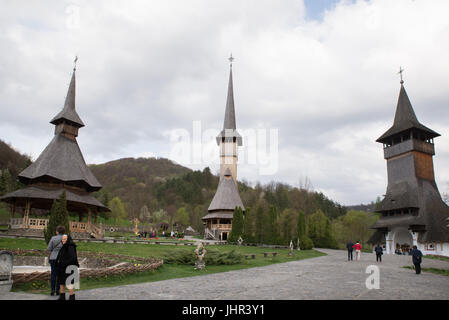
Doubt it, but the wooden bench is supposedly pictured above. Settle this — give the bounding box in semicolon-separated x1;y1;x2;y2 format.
244;254;256;259
263;252;278;258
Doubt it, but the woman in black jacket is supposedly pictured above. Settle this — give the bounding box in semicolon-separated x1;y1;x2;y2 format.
56;234;79;300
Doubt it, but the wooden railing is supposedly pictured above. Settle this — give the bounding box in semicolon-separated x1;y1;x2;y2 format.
8;218;104;239
204;228;216;240
69;221;88;233
10;218;25;229
28;218;48;230
211;224;232;230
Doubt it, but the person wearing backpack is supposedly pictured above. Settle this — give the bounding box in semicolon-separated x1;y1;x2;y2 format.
411;245;423;274
374;243;383;262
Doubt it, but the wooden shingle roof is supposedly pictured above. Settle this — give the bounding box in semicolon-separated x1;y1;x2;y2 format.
208;168;244;212
18;133;102;192
50;70;85;128
377;84;440;143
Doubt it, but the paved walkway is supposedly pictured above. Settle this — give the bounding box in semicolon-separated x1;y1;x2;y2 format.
2;249;449;300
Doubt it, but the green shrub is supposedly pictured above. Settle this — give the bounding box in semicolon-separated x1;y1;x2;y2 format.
298;235;314;250
162;248;243;265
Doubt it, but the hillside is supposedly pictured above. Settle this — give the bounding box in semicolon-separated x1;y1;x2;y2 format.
88;156;347;234
0;139;32;219
89;157;194;217
0;139;31;197
0;139;31;177
345;203;377;213
0;139;350;238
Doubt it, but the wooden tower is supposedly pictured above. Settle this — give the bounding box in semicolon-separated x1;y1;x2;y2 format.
369;75;449;256
202;57;245;241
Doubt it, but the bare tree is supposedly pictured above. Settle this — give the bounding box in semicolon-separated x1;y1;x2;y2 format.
298;175;314;191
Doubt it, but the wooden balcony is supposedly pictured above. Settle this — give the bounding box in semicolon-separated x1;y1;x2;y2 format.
210;224;232;230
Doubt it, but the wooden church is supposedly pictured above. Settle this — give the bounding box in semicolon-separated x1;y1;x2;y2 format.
369;75;449;257
202;57;245;241
0;63;109;238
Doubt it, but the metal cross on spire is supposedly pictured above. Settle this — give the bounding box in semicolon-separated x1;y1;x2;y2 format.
228;53;234;68
74;56;78;71
398;66;404;84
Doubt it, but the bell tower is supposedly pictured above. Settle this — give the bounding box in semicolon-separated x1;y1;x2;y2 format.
216;54;242;182
370;70;449;256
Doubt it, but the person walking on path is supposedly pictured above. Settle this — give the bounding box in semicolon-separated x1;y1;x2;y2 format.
46;225;65;296
56;234;79;300
374;244;383;262
346;241;354;261
353;241;362;261
411;245;423;274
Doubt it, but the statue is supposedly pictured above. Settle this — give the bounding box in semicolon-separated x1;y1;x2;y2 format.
133;218;140;236
194;242;207;270
297;238;301;251
289;240;294;256
237;236;243;246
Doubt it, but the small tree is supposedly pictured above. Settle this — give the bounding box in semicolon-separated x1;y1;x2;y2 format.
44;191;70;244
296;210;314;250
242;207;255;243
229;206;244;243
308;210;338;249
109;197;127;223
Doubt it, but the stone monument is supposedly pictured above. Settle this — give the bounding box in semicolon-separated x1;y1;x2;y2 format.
297;238;301;251
237;236;243;246
0;251;14;293
289;240;294;256
194;242;207;270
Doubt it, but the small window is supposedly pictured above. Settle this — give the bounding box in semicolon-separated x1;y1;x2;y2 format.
425;243;435;251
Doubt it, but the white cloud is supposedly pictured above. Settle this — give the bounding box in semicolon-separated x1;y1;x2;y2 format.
1;0;449;205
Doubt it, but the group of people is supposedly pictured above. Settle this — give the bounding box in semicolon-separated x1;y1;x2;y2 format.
346;241;363;261
345;241;424;274
46;225;80;300
138;231;157;238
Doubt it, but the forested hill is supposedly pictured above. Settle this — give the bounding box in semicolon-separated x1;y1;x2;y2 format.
0;139;31;196
0;139;350;238
88;156;347;234
0;139;31;176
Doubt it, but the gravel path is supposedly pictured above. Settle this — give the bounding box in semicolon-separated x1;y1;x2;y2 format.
2;249;449;300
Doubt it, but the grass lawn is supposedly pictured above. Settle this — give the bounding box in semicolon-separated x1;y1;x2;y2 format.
424;255;449;263
402;266;449;277
1;238;326;294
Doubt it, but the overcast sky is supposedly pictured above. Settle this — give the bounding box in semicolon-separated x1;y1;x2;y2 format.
1;0;449;206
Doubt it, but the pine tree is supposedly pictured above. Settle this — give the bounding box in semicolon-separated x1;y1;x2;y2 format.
0;170;6;196
255;205;264;244
229;206;244;243
265;206;280;245
44;191;70;244
242;207;255;243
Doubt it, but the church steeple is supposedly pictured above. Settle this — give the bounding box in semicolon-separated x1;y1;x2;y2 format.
223;61;236;130
216;55;242;146
50;59;85;131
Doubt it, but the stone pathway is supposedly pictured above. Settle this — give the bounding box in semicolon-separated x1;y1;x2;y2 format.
2;249;449;300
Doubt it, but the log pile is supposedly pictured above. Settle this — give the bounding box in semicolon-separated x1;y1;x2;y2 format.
1;248;163;284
